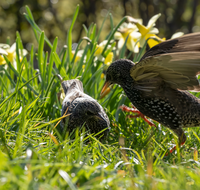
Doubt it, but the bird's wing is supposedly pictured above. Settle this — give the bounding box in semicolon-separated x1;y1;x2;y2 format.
130;52;200;92
140;32;200;61
61;89;85;123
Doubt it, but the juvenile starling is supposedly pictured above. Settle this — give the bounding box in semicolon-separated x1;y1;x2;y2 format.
60;79;110;138
101;32;200;148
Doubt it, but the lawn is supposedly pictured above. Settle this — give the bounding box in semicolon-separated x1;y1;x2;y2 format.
0;5;200;190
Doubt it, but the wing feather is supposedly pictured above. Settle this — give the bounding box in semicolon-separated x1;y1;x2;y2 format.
131;52;200;92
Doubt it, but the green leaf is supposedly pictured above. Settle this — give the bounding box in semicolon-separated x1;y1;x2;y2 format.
67;5;79;63
38;31;45;75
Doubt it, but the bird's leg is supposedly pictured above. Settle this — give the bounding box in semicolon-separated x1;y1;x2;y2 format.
119;104;156;128
166;128;186;155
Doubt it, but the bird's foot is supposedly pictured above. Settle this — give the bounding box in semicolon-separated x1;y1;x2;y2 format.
119;105;157;128
165;141;185;156
165;130;186;156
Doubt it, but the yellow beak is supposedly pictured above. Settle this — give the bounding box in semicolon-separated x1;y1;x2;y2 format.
100;81;112;99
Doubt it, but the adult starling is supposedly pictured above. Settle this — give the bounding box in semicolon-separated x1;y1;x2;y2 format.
101;32;200;148
60;78;110;138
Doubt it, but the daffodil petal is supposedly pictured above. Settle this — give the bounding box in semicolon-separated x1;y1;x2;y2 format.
94;45;104;56
10;43;16;52
0;44;10;49
118;38;125;49
145;34;164;48
105;52;113;66
78;49;84;55
137;18;143;25
127;23;138;30
147;13;161;28
0;55;6;65
133;44;139;53
139;37;146;47
21;49;28;56
0;48;8;55
99;40;108;47
148;39;159;48
127;38;138;52
171;32;184;39
74;56;80;63
12;60;17;70
114;32;123;40
129;31;141;40
146;34;158;40
149;27;159;34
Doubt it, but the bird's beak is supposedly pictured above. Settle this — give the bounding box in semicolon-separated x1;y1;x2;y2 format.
100;81;112;99
95;113;107;124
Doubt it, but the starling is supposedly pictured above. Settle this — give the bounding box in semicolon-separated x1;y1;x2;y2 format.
60;79;110;138
101;32;200;148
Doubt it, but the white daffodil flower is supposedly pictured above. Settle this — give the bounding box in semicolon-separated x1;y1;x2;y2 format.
114;22;141;53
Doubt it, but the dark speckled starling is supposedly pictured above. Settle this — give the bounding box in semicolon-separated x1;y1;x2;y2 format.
60;79;110;138
101;32;200;148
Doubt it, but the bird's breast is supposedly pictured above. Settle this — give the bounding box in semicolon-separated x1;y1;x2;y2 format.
123;85;183;129
123;85;200;129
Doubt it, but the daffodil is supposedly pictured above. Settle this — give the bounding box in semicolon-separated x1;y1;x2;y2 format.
146;34;165;48
94;41;107;57
94;40;112;57
0;43;28;69
101;73;105;79
94;40;114;64
82;64;86;72
71;49;84;64
0;55;6;65
146;32;184;49
94;41;114;79
0;48;8;65
128;14;164;48
114;22;141;53
104;52;113;66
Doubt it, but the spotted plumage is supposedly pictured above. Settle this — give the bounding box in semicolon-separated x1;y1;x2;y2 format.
101;32;200;145
61;79;110;138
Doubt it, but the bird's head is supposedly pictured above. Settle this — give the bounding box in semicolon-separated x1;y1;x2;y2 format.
62;79;84;95
100;59;135;98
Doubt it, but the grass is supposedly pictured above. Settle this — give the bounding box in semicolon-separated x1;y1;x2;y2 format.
0;5;200;190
